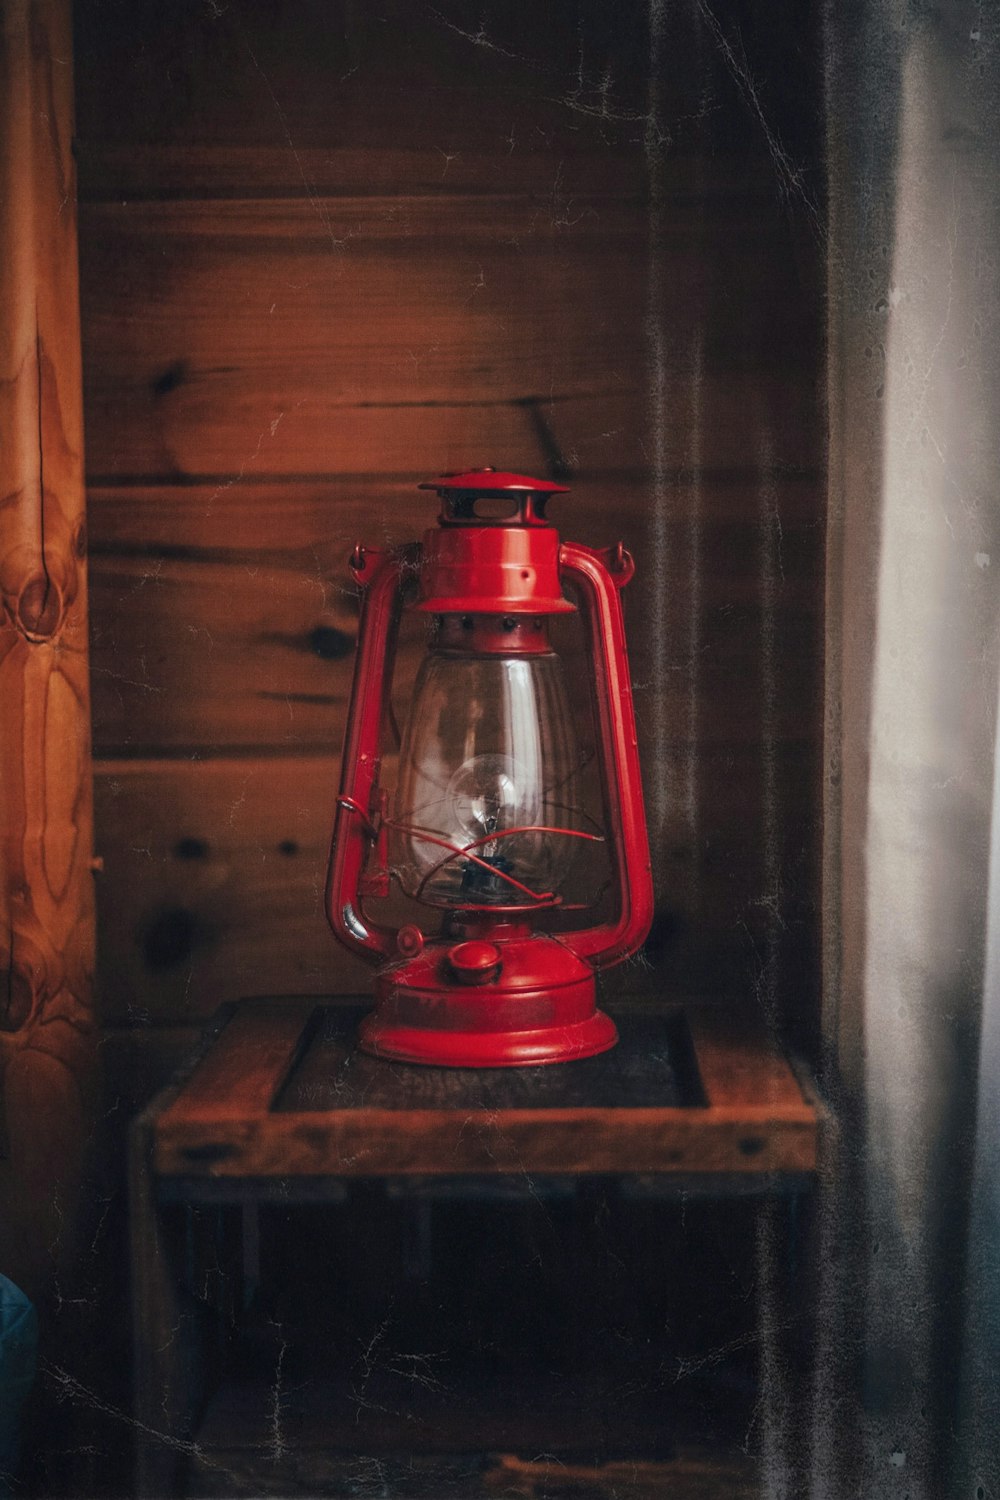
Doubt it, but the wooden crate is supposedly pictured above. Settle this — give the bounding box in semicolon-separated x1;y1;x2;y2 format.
130;998;820;1497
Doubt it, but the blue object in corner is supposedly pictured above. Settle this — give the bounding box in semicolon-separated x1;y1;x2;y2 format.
0;1276;38;1496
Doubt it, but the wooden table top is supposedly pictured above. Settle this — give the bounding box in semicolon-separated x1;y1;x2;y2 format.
144;998;819;1184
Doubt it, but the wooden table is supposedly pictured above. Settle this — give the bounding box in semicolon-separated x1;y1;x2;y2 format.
130;998;820;1498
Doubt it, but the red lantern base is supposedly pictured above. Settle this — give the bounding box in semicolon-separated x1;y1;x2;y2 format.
359;1009;618;1067
358;930;618;1067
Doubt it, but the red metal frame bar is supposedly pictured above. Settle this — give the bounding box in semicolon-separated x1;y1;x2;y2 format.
555;542;654;969
325;546;415;962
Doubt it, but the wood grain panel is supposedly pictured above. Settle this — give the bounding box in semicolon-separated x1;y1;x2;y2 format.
93;750;817;1026
82;193;653;243
188;1430;755;1500
84;472;825;555
78;196;819;480
687;1009;811;1111
167;999;314;1116
70;0;701;202
150;1001;815;1180
156;1104;816;1177
0;0;97;1295
76;142;649;204
79;145;762;211
88;515;821;753
88;552;372;754
100;1024;202;1116
83;391;661;488
78;195;645;440
93;756;366;1024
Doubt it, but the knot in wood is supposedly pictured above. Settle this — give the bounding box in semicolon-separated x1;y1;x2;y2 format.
0;927;56;1036
16;571;64;641
0;963;36;1034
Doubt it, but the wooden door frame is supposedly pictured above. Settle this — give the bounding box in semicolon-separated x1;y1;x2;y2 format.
0;0;96;1297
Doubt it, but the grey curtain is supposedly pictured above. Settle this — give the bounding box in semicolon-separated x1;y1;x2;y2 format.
823;2;1000;1495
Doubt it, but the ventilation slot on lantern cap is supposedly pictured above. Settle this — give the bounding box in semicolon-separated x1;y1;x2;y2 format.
416;470;574;615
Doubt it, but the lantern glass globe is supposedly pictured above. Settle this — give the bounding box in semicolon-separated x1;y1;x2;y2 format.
392;644;579;907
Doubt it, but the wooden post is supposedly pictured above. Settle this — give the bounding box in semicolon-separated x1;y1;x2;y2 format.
0;0;96;1295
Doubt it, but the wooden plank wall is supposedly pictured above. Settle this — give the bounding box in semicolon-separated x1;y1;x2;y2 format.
73;0;825;1095
0;0;97;1298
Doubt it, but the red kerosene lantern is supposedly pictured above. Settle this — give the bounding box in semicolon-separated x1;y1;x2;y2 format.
326;469;653;1066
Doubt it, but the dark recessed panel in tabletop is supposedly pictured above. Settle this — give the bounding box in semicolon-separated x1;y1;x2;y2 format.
275;1008;700;1114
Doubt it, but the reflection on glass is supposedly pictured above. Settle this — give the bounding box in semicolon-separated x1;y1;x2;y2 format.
392;647;579;906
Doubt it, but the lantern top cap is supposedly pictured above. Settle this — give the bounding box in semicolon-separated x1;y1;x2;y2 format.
418;468;569;496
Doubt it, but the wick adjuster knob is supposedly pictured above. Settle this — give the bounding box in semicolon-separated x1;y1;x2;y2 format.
446;940;503;986
397;925;425;958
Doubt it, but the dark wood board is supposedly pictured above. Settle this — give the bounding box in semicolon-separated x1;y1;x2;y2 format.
184;1444;756;1500
84;472;825;556
87;543;821;755
149;999;818;1179
199;1358;677;1459
77;191;819;482
276;1006;699;1113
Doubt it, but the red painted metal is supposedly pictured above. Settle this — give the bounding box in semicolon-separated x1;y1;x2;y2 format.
554;541;654;969
417;512;573;615
416;468;574;614
418;468;569;500
362;929;615;1066
325;545;412;962
432;615;554;655
446;940;503;985
326;472;653;1067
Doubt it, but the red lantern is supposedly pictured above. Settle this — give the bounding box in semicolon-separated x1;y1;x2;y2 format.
326;470;653;1066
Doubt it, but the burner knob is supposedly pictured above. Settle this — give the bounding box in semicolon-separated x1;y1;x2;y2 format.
446;940;502;986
